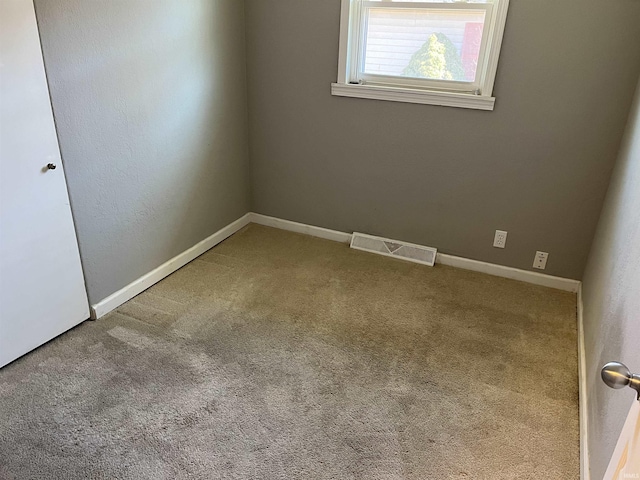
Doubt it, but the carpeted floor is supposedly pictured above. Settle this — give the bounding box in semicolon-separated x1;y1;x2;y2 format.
0;224;579;479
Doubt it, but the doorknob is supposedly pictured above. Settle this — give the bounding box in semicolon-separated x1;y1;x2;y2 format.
46;163;56;170
601;362;640;400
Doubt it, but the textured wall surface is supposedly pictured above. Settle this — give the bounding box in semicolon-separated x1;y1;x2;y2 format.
582;78;640;479
244;0;640;279
34;0;251;304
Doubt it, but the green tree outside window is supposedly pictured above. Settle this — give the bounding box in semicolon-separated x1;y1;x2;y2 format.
402;33;466;81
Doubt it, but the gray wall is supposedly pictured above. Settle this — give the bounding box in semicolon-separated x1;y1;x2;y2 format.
35;0;251;304
582;77;640;479
244;0;640;280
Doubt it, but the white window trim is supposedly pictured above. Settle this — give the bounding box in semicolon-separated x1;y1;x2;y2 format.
332;0;510;111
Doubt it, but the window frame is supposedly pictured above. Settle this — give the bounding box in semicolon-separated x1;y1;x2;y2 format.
332;0;510;111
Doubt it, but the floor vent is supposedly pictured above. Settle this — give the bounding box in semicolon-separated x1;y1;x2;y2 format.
350;232;437;267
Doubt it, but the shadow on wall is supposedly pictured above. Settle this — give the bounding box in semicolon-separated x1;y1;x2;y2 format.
581;76;640;479
34;0;251;304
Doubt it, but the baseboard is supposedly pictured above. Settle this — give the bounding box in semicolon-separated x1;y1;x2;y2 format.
436;253;581;293
249;213;353;244
90;213;252;319
91;212;582;319
577;285;591;480
249;214;580;293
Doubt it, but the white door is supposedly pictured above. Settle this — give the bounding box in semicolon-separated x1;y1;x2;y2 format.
0;0;89;368
604;401;640;480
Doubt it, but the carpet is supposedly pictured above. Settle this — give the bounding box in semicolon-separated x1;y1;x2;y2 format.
0;224;579;479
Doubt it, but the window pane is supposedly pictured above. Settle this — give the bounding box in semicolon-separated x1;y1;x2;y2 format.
368;0;492;3
363;8;486;82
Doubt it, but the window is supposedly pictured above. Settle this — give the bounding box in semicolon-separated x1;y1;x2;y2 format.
332;0;510;110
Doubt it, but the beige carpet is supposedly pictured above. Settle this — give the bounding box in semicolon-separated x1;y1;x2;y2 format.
0;224;579;479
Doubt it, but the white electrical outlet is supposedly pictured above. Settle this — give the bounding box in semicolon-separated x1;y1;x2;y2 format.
533;251;549;270
493;230;508;249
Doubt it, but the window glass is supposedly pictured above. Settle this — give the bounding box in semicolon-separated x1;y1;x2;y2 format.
363;8;487;82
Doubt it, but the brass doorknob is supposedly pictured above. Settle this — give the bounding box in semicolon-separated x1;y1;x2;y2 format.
47;163;56;170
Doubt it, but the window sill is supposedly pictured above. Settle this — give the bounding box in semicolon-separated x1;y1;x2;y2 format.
331;83;495;111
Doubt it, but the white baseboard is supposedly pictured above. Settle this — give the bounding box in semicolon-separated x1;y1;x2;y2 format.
436;253;581;293
90;213;252;319
92;212;581;319
250;214;580;293
577;285;591;480
249;213;353;244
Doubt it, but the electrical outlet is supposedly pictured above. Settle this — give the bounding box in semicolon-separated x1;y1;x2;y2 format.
493;230;508;249
533;251;549;270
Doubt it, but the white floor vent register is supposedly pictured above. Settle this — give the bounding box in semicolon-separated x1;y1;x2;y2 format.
350;232;437;267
